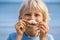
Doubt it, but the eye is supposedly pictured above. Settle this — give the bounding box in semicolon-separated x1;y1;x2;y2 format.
35;13;40;17
25;13;31;16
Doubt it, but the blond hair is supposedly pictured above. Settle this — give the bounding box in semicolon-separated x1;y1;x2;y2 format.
18;0;50;23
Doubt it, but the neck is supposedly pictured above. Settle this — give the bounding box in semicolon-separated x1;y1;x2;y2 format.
25;31;38;37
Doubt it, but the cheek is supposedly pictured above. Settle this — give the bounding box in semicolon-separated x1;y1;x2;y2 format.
23;16;29;20
36;17;43;22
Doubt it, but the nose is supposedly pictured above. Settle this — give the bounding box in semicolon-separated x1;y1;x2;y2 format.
30;15;35;20
27;15;35;21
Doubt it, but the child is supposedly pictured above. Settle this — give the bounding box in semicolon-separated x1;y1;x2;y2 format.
7;0;54;40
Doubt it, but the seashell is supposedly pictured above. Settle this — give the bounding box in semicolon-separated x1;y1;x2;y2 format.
27;20;37;24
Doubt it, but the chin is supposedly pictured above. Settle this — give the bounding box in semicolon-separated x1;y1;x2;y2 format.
29;31;38;37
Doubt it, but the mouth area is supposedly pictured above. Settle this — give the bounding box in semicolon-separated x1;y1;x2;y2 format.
29;23;36;25
27;20;37;23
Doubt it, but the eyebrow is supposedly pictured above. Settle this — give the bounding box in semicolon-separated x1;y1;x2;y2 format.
24;13;31;16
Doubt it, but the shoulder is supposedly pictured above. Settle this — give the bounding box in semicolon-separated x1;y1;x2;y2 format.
10;32;17;36
7;32;17;40
46;34;54;40
22;32;40;40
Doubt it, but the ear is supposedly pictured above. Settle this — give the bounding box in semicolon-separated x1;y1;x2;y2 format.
18;16;23;21
43;19;46;23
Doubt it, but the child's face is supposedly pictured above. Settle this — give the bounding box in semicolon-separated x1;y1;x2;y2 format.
22;7;43;23
21;7;43;36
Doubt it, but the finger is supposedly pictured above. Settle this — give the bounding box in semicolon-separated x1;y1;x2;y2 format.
19;19;27;26
39;22;49;30
41;24;49;30
15;23;24;31
17;28;23;35
20;26;24;32
40;28;45;33
40;26;48;33
16;22;24;28
15;24;24;34
19;16;27;23
22;19;27;23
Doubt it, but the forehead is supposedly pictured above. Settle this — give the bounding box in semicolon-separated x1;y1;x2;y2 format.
23;6;42;13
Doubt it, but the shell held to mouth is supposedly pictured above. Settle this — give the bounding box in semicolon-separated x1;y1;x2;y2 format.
27;20;37;25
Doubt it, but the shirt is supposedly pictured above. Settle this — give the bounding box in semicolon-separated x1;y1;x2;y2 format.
7;32;54;40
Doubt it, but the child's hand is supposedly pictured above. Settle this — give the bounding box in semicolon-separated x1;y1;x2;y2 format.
15;19;26;35
38;22;49;37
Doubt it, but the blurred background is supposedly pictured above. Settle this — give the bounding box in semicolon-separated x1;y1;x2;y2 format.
0;0;60;40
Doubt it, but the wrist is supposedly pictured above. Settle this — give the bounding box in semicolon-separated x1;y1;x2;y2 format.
17;34;22;37
16;34;22;40
40;35;46;40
